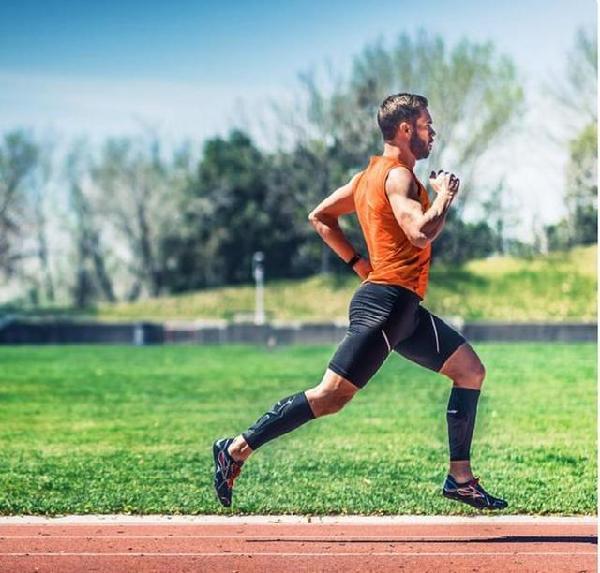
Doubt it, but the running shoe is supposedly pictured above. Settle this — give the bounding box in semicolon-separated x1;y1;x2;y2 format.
213;437;244;507
442;474;508;510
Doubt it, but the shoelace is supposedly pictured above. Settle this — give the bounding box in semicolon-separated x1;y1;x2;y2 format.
452;476;479;488
456;476;484;497
226;461;242;489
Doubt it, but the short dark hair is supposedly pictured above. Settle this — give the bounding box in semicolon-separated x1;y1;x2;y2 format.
377;93;428;140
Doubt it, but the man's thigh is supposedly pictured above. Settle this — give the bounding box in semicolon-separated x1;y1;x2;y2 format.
394;306;466;373
328;282;421;389
328;328;390;389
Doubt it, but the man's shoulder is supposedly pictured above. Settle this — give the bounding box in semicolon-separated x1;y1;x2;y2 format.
385;166;418;198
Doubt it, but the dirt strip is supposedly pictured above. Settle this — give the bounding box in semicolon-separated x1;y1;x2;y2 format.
0;518;595;573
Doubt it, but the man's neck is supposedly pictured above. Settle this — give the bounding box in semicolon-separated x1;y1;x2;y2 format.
382;142;416;169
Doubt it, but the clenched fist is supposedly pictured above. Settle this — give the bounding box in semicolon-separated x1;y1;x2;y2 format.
429;169;459;198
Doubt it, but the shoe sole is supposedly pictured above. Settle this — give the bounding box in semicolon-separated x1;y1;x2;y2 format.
442;490;507;510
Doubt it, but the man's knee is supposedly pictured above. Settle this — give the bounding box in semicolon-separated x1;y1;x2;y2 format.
471;361;486;388
441;343;486;390
454;360;486;389
306;370;358;417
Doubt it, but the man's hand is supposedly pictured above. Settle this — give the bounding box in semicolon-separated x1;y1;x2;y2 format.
429;169;460;199
353;257;372;280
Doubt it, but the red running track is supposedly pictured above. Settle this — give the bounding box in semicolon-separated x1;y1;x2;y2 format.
0;516;596;573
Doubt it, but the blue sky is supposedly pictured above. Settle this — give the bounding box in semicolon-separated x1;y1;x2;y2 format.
1;0;593;83
0;0;597;235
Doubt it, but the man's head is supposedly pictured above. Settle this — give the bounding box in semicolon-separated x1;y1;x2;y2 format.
377;93;435;159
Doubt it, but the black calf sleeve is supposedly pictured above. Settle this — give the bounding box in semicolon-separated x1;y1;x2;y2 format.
446;387;480;461
242;391;316;451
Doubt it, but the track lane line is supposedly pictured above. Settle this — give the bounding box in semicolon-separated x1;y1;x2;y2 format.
4;534;591;539
1;551;596;556
0;515;595;525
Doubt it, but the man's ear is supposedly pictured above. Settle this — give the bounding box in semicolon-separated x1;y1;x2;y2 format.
399;121;412;136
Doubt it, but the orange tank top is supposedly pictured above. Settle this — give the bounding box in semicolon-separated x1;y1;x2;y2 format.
353;155;431;299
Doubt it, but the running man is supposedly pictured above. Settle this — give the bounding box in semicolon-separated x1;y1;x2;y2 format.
213;93;507;511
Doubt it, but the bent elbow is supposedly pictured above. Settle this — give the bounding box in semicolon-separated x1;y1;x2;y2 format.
410;232;430;249
412;238;430;249
309;211;337;229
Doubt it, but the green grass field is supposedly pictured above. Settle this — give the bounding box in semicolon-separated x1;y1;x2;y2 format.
89;245;596;321
0;344;595;516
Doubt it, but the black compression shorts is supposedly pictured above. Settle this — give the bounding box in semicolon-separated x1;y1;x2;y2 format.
328;281;466;388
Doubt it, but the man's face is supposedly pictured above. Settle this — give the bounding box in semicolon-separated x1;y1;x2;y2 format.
409;108;435;160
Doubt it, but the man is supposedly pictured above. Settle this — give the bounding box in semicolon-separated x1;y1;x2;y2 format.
213;93;507;511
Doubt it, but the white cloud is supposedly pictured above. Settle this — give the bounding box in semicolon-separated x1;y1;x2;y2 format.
0;71;287;142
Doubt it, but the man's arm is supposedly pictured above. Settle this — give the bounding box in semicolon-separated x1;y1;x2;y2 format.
385;168;458;249
308;172;371;278
425;211;448;242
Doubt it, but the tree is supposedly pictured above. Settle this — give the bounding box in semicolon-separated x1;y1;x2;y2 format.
564;122;597;245
264;143;363;277
563;28;597;246
552;27;597;126
0;131;39;277
170;130;303;288
545;27;597;250
271;31;523;269
89;134;186;298
430;210;496;266
29;139;55;303
65;144;116;307
310;31;523;207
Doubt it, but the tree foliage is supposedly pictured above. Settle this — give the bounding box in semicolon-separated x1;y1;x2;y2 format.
295;31;524;211
546;27;597;250
0;32;538;307
564;122;597;245
0;131;39;277
277;31;523;268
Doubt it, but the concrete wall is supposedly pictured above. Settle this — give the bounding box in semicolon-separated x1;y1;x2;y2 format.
164;321;596;344
0;318;596;345
462;321;597;343
0;319;163;345
163;322;348;346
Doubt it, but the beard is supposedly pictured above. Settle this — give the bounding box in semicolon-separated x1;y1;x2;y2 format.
409;132;430;160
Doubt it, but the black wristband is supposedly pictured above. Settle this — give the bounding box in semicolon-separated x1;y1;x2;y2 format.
346;254;361;268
